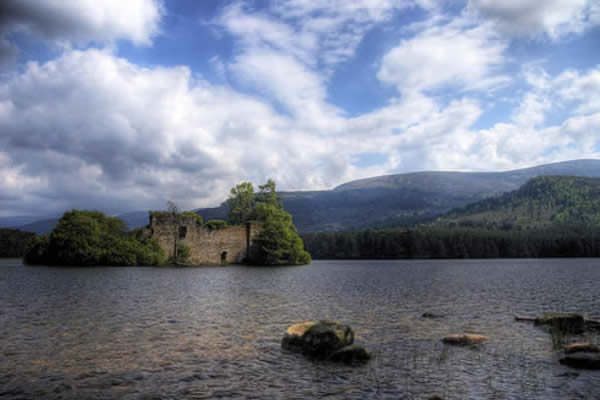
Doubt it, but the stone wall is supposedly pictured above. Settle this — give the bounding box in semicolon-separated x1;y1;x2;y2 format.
147;213;261;264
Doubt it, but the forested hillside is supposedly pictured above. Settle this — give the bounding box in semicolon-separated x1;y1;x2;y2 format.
437;176;600;230
302;176;600;259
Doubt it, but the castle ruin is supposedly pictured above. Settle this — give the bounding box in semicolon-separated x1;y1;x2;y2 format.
147;213;261;264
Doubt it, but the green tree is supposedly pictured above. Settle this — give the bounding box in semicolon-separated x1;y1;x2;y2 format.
24;210;165;266
250;202;311;265
227;182;255;225
256;178;281;207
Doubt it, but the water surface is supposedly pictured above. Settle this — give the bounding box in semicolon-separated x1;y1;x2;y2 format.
1;258;599;399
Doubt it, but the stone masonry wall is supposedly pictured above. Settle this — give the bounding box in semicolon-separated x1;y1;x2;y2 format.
147;214;261;264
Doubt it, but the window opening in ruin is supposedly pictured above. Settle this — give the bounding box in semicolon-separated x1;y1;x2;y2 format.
179;226;187;239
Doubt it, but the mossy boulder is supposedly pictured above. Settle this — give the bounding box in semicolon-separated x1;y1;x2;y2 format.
282;321;317;351
442;334;488;346
534;313;585;334
282;320;366;362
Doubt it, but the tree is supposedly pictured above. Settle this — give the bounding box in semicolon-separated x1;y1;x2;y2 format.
167;200;179;215
250;202;311;265
23;210;165;266
227;182;255;225
256;178;281;207
224;179;311;265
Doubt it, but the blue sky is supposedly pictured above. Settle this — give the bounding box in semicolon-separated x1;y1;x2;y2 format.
0;0;599;216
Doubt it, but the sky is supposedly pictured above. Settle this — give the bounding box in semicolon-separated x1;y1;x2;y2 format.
0;0;599;217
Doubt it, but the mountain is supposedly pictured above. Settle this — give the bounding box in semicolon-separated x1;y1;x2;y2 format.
18;218;61;235
118;211;150;230
15;211;151;235
195;159;600;232
435;175;600;231
13;159;600;235
0;216;47;229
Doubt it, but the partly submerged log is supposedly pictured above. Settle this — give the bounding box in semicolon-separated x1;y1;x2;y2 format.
566;343;599;354
442;334;488;346
514;314;536;322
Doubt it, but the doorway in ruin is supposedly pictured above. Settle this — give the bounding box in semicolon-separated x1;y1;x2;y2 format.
220;251;227;264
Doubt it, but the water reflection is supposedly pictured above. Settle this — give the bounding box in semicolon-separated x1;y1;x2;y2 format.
0;258;599;399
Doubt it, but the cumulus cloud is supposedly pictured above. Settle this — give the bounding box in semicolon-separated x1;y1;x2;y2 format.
0;0;163;62
1;1;599;217
467;0;600;39
378;21;509;93
0;48;492;216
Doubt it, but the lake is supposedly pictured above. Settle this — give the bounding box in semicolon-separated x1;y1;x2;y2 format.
1;258;599;399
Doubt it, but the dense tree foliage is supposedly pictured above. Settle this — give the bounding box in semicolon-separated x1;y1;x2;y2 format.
24;210;165;266
225;180;311;265
303;176;600;259
227;182;255;225
0;229;37;257
251;201;311;265
438;176;600;230
302;226;600;259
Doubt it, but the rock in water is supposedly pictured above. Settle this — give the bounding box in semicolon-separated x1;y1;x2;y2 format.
301;320;354;358
329;345;371;364
559;352;600;370
442;334;488;346
534;313;585;334
565;343;600;354
281;321;316;351
282;320;362;361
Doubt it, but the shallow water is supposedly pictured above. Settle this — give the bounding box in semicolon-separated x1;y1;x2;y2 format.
1;258;599;399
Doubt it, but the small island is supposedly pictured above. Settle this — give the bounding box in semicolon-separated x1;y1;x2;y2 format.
23;180;311;267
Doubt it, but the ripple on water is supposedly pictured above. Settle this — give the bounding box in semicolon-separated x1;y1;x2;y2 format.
0;259;600;399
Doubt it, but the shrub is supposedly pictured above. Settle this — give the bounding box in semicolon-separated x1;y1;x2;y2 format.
182;211;203;227
206;220;227;230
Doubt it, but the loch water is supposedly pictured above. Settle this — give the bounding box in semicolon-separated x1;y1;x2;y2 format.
1;258;599;399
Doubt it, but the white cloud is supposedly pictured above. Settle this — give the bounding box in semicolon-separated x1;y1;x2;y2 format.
0;48;493;215
1;2;600;217
467;0;600;39
555;66;600;114
377;22;508;93
0;0;163;55
218;0;413;73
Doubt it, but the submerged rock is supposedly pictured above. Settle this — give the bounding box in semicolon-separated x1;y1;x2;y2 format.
565;343;599;354
585;319;600;332
282;320;368;363
442;334;488;346
559;352;600;370
422;312;442;319
329;345;371;364
534;313;585;334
